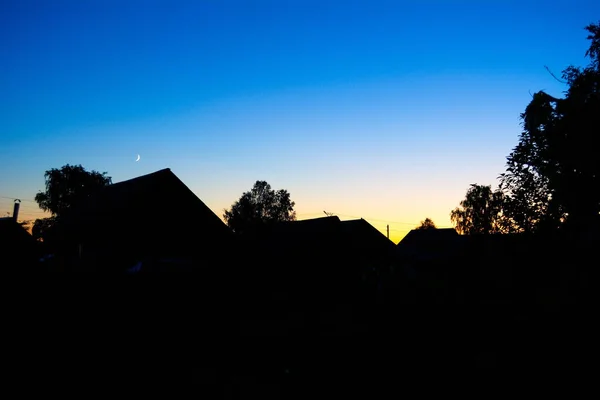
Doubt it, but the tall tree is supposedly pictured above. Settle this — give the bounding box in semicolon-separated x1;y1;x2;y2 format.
416;218;437;230
500;22;600;232
33;164;112;242
224;180;296;235
450;184;514;235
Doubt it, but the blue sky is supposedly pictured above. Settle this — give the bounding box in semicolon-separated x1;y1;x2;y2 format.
1;0;598;241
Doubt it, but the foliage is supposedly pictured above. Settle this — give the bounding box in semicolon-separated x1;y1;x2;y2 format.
32;217;57;242
33;164;111;243
450;184;514;235
34;164;112;217
416;218;437;230
499;21;600;232
223;180;296;234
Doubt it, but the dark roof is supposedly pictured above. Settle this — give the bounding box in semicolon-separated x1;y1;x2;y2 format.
0;218;40;265
0;218;36;244
258;216;395;261
398;228;459;247
256;216;342;252
272;216;341;237
340;219;396;255
396;228;461;261
59;168;232;254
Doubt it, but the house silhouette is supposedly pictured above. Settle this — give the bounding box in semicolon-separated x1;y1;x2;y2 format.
245;216;396;305
56;168;233;272
0;217;41;269
397;227;461;264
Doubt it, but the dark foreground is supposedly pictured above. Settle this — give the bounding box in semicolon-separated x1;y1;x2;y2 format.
7;254;596;397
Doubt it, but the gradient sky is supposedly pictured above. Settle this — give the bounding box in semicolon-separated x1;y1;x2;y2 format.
1;0;598;243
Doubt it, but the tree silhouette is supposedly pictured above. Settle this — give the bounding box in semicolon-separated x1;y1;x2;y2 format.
500;21;600;232
35;164;112;217
223;180;296;234
32;216;57;242
33;164;112;243
450;184;514;235
416;218;436;230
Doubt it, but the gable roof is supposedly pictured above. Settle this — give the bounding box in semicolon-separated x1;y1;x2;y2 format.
257;216;395;262
396;228;461;261
0;218;40;265
272;216;341;237
398;228;459;247
0;217;36;243
58;168;232;252
254;216;341;251
340;219;396;255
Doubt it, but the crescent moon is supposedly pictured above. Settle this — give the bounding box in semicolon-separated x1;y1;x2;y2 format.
135;154;140;162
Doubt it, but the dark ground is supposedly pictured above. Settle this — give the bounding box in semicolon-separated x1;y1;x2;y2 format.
6;231;597;396
7;258;595;397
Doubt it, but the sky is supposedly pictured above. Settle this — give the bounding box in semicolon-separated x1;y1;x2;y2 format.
1;0;598;243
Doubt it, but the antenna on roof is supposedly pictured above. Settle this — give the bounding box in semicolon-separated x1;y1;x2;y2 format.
323;211;335;217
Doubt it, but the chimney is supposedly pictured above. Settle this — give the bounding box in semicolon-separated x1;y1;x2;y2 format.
13;199;21;222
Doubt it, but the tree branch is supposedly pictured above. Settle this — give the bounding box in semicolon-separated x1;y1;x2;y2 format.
544;65;567;84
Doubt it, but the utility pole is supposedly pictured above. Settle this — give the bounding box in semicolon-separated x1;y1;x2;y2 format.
387;224;389;239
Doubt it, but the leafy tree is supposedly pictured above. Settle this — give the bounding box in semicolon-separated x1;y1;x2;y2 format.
32;216;57;242
224;180;296;234
416;218;437;230
500;21;600;232
35;164;112;217
33;164;112;242
450;184;514;235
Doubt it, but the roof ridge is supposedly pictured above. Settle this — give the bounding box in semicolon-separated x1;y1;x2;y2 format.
111;168;172;185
